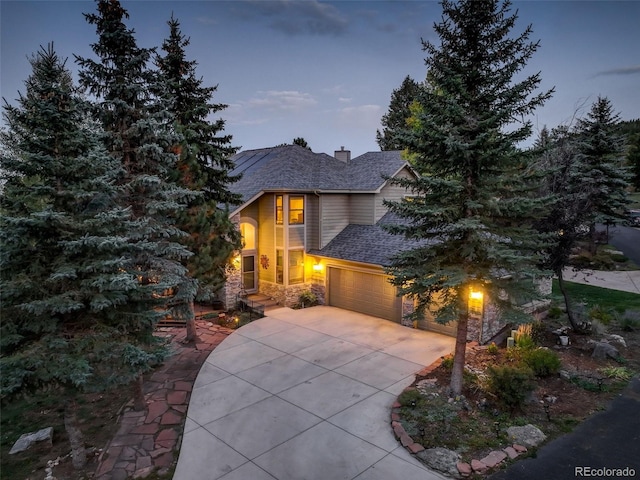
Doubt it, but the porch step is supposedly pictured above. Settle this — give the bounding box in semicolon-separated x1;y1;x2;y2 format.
245;294;281;311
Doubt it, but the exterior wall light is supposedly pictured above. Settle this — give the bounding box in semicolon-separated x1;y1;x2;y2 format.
312;263;323;273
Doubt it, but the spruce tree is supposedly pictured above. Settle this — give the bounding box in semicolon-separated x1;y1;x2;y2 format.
75;0;196;402
574;96;630;252
0;45;159;469
385;0;552;395
155;15;242;340
532;126;589;330
376;75;421;151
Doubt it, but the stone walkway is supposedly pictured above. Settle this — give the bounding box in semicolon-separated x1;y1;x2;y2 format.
94;319;233;480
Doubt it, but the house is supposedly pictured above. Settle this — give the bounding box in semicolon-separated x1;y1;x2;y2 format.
221;144;547;343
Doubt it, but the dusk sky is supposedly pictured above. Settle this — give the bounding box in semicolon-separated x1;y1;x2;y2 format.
2;1;639;157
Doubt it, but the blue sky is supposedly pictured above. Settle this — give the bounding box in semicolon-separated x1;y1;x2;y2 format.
2;1;639;157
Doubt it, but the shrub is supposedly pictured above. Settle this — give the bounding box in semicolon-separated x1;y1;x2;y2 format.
487;342;499;355
298;290;318;308
547;305;564;319
486;365;535;411
530;319;547;343
618;310;640;332
599;366;633;381
589;305;614;325
441;354;454;371
398;388;424;408
522;348;561;377
514;324;536;350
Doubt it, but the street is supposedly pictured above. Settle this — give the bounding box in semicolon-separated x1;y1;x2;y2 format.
603;224;640;266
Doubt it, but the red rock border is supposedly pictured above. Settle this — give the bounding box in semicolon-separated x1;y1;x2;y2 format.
390;352;529;478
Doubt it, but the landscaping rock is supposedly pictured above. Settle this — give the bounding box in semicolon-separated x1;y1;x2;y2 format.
9;427;53;454
471;459;488;473
503;446;518;459
506;424;546;448
559;369;572;381
417;447;462;479
513;443;528;453
605;334;627;348
480;450;507;468
457;461;472;477
591;342;620;360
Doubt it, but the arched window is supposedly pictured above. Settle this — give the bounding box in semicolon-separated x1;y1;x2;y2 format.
240;221;256;251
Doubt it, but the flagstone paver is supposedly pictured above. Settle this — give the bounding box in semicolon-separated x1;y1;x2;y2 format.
95;319;232;480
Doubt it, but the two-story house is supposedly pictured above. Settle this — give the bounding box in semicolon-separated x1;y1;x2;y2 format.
221;144;546;342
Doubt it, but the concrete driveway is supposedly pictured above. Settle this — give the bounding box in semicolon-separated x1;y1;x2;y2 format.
173;306;455;480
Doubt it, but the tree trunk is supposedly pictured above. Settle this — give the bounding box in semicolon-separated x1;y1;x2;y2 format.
588;223;597;255
132;374;146;411
64;399;86;470
557;269;580;331
449;312;469;397
185;300;198;343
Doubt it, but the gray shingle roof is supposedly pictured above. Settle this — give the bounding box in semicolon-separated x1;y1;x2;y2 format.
228;145;406;205
309;211;428;267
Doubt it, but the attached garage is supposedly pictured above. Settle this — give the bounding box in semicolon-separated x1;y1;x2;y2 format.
327;267;401;323
417;315;458;337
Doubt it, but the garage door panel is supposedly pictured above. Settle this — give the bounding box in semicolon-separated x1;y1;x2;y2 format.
328;268;401;323
417;315;458;336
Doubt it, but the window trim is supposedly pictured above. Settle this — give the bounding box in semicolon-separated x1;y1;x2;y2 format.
288;195;305;225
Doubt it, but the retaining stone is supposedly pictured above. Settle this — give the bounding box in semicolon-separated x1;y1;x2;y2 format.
457;462;472;477
480;450;506;468
471;459;488;473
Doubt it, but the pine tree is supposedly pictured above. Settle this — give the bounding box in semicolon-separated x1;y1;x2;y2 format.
629;133;640;190
385;0;552;396
532;126;589;330
0;44;160;469
293;137;311;150
75;0;196;403
154;15;242;341
376;75;421;151
574;96;630;252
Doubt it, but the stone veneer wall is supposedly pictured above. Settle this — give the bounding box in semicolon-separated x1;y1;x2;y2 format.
222;263;243;311
258;281;319;308
480;302;503;344
221;214;243;310
310;283;326;305
401;297;416;328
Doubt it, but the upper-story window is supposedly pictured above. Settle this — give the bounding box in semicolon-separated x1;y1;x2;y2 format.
289;196;304;224
275;194;304;225
276;195;284;225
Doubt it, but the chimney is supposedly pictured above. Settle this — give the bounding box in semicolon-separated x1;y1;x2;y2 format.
334;146;351;163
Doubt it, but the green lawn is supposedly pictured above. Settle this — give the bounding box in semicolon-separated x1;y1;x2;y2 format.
553;279;640;312
627;191;640;209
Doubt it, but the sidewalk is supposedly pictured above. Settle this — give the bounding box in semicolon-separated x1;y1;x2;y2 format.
562;268;640;294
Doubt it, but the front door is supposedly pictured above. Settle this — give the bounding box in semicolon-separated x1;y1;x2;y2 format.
242;255;257;293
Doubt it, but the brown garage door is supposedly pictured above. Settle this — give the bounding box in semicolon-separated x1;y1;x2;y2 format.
328;268;401;323
417;314;458;337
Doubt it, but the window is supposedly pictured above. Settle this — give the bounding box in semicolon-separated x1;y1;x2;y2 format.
276;195;283;225
289;250;304;284
289;196;304;224
276;249;284;284
240;222;256;251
